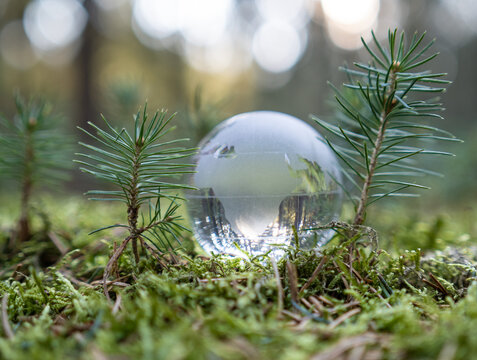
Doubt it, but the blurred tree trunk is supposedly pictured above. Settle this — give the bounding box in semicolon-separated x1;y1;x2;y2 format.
71;0;98;192
77;0;97;138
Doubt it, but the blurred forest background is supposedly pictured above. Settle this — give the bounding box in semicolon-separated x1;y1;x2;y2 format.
0;0;475;210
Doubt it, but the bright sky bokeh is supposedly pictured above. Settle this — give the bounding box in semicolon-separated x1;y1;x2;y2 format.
0;0;474;77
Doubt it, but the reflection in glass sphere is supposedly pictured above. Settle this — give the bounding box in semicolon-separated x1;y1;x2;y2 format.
186;111;342;259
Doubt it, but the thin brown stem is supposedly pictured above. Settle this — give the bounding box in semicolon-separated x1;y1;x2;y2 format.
353;119;386;226
18;180;31;236
128;142;142;264
137;218;171;234
286;261;299;305
103;236;132;300
271;258;284;316
131;236;139;264
17;126;34;243
2;294;14;339
104;140;144;296
299;255;328;295
103;213;165;297
353;63;400;226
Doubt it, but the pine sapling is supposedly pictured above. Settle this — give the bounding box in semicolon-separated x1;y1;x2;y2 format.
313;30;461;226
0;94;73;246
76;105;196;298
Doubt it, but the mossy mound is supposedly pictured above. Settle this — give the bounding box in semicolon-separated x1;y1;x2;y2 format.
0;198;476;359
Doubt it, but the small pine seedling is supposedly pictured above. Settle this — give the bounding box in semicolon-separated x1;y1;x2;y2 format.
313;30;462;226
0;94;73;246
76;105;196;298
184;86;226;143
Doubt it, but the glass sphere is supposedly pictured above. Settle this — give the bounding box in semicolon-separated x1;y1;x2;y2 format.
186;111;342;258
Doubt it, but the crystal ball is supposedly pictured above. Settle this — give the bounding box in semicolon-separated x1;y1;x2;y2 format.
186;111;342;258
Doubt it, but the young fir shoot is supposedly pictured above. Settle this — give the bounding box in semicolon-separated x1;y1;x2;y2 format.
76;105;196;297
184;86;226;143
0;94;72;245
312;30;461;226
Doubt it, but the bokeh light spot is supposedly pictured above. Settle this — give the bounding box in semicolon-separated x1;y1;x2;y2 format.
132;0;233;47
326;21;373;51
184;36;252;75
321;0;380;31
23;0;88;52
321;0;380;50
252;21;303;73
132;0;180;40
256;0;310;27
179;0;234;47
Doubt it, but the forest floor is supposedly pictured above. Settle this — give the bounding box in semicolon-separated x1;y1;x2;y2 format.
0;196;476;360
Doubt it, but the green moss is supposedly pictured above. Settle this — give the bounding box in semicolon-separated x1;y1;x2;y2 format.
0;197;476;359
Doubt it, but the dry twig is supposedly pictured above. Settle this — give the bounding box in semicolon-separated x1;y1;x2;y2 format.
112;293;122;314
299;255;328;295
286;261;299;305
271;258;284;315
329;308;361;329
1;294;14;339
310;332;387;360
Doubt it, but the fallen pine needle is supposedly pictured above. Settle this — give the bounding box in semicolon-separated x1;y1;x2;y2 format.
329;308;361;329
2;294;14;339
271;258;284;315
311;332;386;360
300;255;328;295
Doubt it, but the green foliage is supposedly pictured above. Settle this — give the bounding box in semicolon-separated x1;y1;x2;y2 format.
76;104;196;294
313;30;461;225
0;94;73;243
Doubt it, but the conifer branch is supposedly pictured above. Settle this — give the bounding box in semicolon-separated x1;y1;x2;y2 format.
312;30;461;226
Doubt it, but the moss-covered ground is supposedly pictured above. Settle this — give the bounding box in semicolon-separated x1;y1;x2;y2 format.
0;196;476;360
